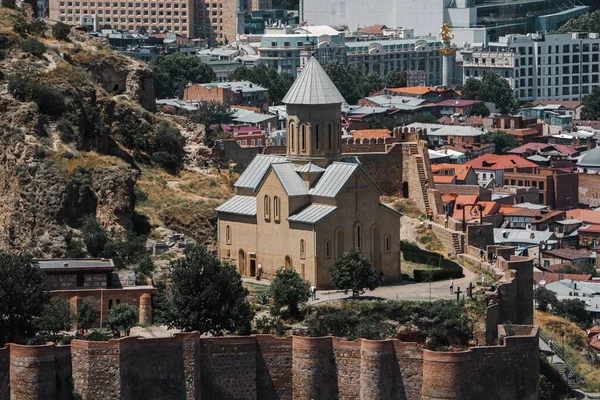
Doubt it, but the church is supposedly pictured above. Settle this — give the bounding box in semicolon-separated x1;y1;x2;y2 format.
215;58;401;287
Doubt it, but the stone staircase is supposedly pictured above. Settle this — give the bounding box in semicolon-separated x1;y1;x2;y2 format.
451;232;462;255
554;363;580;390
415;155;431;213
408;143;419;155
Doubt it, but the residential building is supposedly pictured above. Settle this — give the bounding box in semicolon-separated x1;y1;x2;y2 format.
507;143;578;158
383;87;460;102
243;9;299;35
215;57;402;287
542;248;594;269
502;168;579;209
36;259;156;328
530;100;583;119
405;123;484;147
231;107;278;130
544;280;600;319
578;225;600;249
462;32;600;102
431;163;478;185
213;124;266;147
465;154;537;187
183;81;270;112
502;209;565;231
49;0;196;38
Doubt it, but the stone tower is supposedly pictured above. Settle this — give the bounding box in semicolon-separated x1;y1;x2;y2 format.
282;57;346;167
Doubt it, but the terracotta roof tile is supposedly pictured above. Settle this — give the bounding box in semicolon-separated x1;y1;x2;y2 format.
534;272;592;285
464;154;538;170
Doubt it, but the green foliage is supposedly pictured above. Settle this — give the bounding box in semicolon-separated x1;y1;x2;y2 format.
581;87;600;120
150;122;186;173
481;130;519;154
558;10;600;33
462;72;518;114
165;245;254;335
8;70;65;115
151;53;216;98
2;0;16;8
29;18;47;36
256;293;270;305
555;263;599;277
74;301;98;330
107;303;138;333
0;251;49;346
502;320;515;337
229;64;294;104
329;248;379;297
535;287;558;312
189;100;234;125
34;298;72;335
323;62;363;104
469;102;490;117
384;69;407;88
254;315;286;336
79;215;109;257
56;118;78;144
368;115;398;131
82;330;114;341
400;241;463;282
409;113;439;124
364;72;384;95
52;22;71;41
20;38;45;56
539;356;570;400
554;299;591;325
269;267;311;315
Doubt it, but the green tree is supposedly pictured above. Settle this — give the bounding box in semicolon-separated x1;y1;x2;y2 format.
462;72;518;114
323;62;363;104
409;113;439;124
269;267;311;315
558;10;600;33
107;303;138;334
384;69;407;88
555;263;599;277
535;287;558;312
554;299;591;325
34;298;72;336
581;87;600;120
74;301;98;331
229;64;294;104
79;215;109;257
481;130;519;154
0;252;49;345
364;72;384;95
52;22;71;41
166;245;254;335
29;18;47;36
151;53;216;98
329;248;379;297
150;122;186;173
469;102;491;117
189;100;234;125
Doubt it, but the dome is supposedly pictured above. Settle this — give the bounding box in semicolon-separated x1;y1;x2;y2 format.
578;147;600;167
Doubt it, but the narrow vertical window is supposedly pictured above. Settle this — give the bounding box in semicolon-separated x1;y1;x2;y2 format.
290;123;295;151
264;195;270;220
325;240;331;258
356;224;362;249
226;225;231;244
300;239;306;259
328;123;333;150
385;235;391;252
274;196;280;221
301;125;306;152
315;125;320;151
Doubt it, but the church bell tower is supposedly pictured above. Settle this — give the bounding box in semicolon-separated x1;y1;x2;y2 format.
282;57;346;167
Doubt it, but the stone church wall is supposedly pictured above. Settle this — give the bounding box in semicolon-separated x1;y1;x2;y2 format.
0;329;538;400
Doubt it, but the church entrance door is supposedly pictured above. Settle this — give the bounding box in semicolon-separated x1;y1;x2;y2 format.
250;259;256;277
238;250;246;275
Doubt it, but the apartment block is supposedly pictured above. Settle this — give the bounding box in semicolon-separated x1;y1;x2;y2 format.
462;32;600;102
49;0;195;37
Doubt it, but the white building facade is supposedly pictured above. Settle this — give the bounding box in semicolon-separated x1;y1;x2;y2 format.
462;33;600;102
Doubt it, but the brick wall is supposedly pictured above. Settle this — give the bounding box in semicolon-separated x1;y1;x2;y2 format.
0;346;8;400
579;173;600;207
466;224;494;250
3;330;539;400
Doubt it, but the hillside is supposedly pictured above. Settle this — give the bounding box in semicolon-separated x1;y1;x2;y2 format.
0;7;232;257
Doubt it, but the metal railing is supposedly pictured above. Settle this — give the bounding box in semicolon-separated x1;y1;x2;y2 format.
539;329;583;389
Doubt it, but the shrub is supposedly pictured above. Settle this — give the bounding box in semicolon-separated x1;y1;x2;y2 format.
329;248;379;297
21;38;46;57
269;267;311;316
29;19;47;36
52;22;71;41
254;316;286;336
107;303;138;334
56;118;77;144
31;84;65;115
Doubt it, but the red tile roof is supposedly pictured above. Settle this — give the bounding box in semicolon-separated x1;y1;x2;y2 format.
566;209;600;225
534;272;592;285
531;100;581;110
508;143;577;156
464;154;538;170
543;248;593;261
578;224;600;234
358;24;388;34
434;99;483;107
433;175;456;184
431;163;473;182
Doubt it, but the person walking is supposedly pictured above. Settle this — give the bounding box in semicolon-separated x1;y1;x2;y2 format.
480;274;485;286
310;285;317;300
444;217;449;228
479;248;485;261
449;280;454;294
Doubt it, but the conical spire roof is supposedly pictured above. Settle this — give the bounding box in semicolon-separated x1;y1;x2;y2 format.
282;57;346;105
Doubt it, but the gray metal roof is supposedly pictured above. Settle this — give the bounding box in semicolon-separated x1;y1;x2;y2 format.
36;259;115;269
493;229;558;245
215;195;257;216
234;154;286;190
282;57;346;105
288;204;337;224
272;163;309;196
309;162;358;198
295;162;325;173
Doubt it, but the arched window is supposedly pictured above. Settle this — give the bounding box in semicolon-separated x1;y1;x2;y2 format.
355;223;362;249
274;196;280;221
226;225;231;244
328;123;333;150
290;123;295;151
315;124;320;151
325;240;331;258
264;195;270;220
385;234;391;253
300;239;306;259
301;125;306;152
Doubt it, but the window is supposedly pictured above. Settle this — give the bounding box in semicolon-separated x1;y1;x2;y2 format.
385;235;391;253
77;273;84;287
274;196;280;222
315;124;320;151
539;182;544;190
301;125;306;152
300;239;306;259
290;123;295;151
264;195;270;220
328;123;333;150
355;224;362;249
226;225;231;244
325;240;331;258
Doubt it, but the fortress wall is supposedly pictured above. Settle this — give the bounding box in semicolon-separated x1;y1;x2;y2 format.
255;335;293;400
332;339;361;400
71;339;122;399
508;257;535;325
394;342;423;400
55;345;73;400
292;336;338;400
349;144;405;194
360;340;400;400
421;350;472;399
9;343;57;399
0;346;8;400
200;336;258;400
